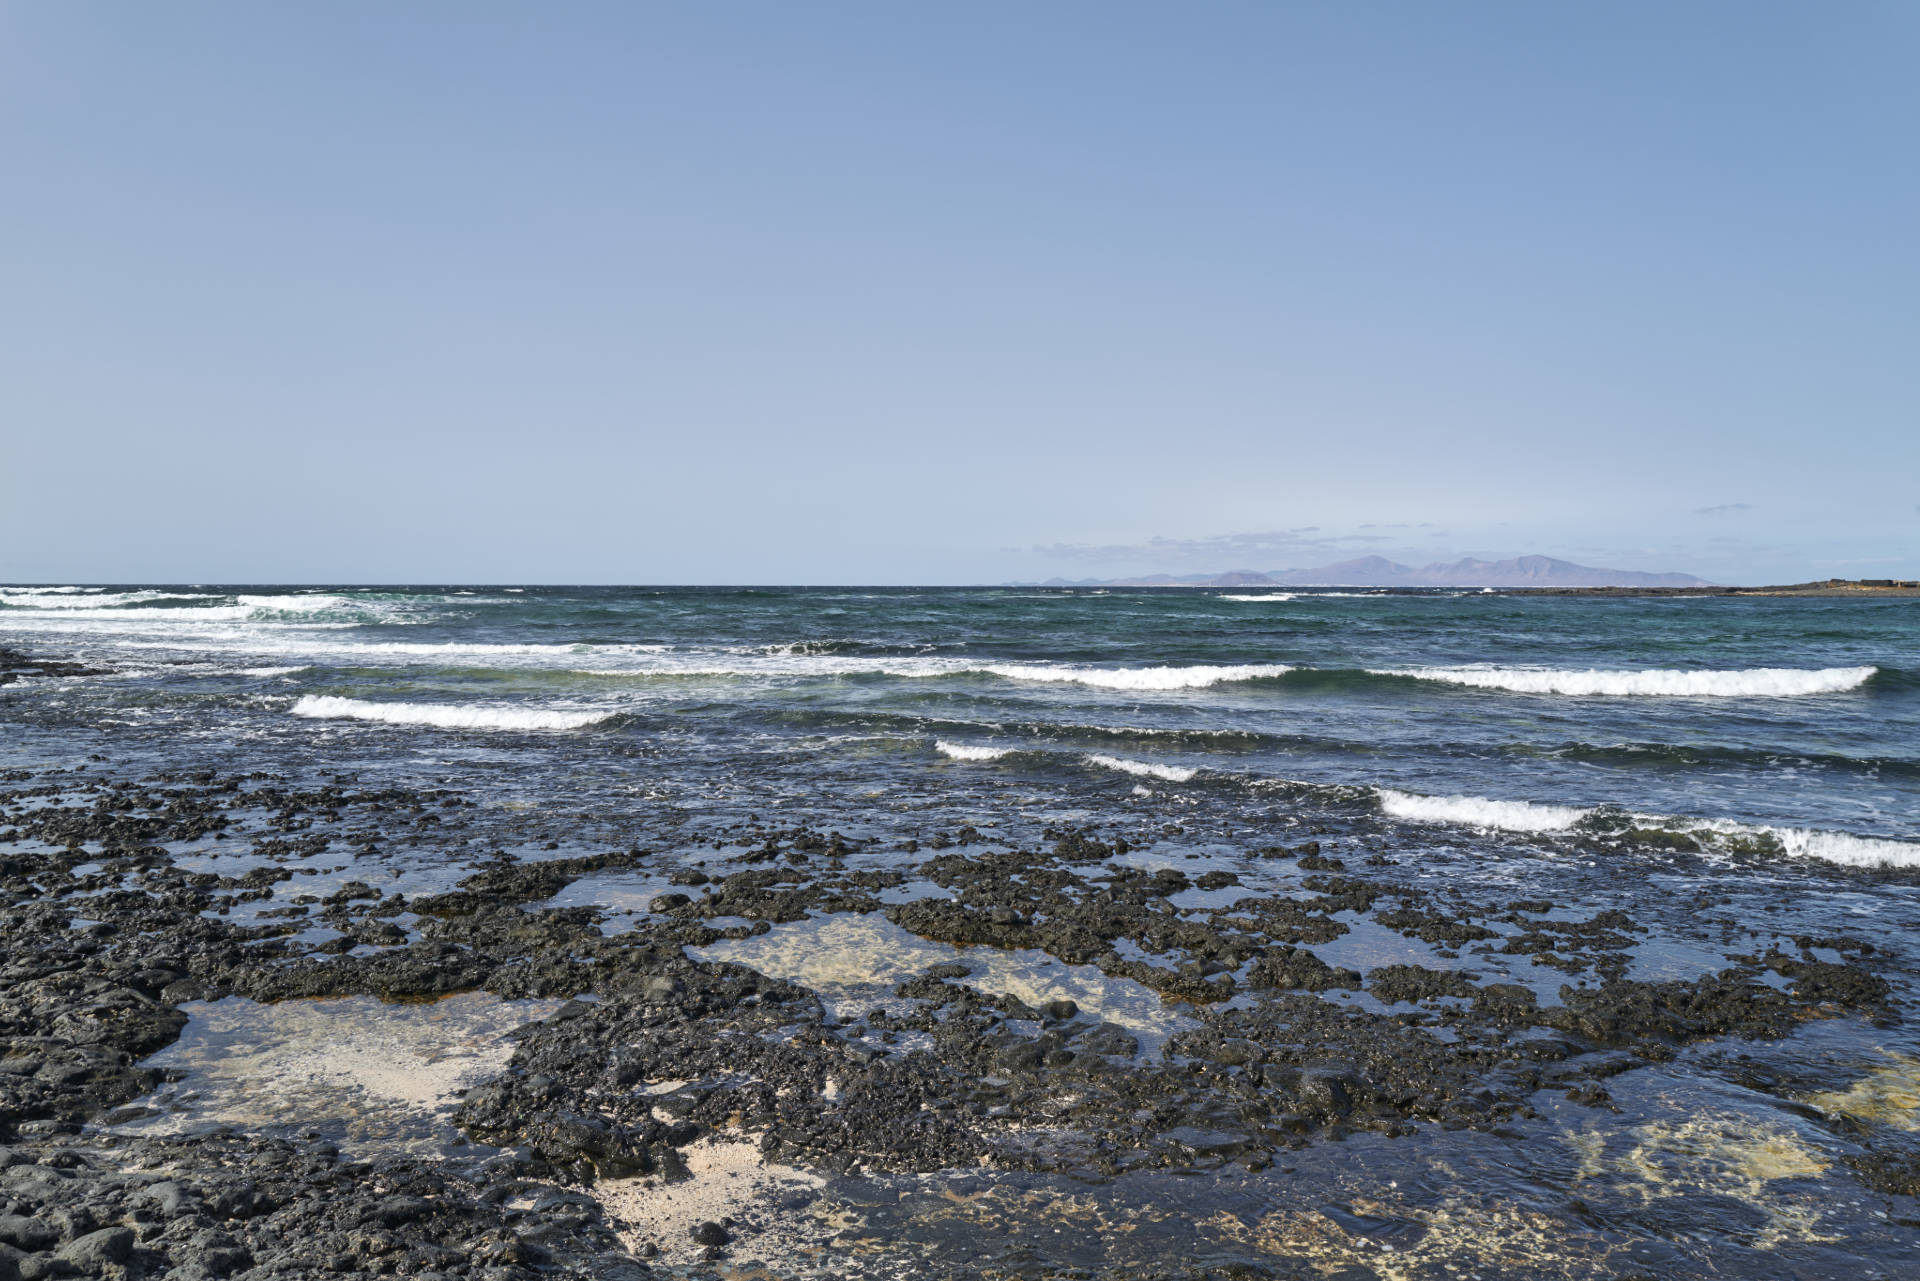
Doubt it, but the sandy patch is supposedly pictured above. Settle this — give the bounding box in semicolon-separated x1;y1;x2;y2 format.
1805;1052;1920;1131
591;1135;827;1268
1203;1197;1623;1281
1570;1114;1836;1248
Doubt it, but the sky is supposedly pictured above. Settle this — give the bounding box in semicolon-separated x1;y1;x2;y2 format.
3;2;1916;585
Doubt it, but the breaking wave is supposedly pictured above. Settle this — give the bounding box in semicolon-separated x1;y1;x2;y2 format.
1761;827;1920;869
0;591;394;626
1376;788;1920;868
289;695;613;731
1636;817;1920;870
585;659;1293;690
983;663;1293;690
234;594;370;617
0;588;167;609
1377;788;1589;832
1086;754;1198;783
1217;594;1298;602
935;741;1013;762
1378;665;1878;698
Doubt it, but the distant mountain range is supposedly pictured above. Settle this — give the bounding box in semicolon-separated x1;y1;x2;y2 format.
1031;555;1713;589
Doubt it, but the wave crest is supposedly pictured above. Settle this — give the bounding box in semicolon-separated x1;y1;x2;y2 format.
1087;754;1198;782
1640;817;1920;869
1377;788;1589;832
289;695;612;731
1379;665;1878;697
0;588;169;609
935;741;1012;762
1377;788;1920;867
1767;827;1920;869
985;663;1292;690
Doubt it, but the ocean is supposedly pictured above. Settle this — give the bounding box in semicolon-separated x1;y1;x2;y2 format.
4;584;1914;858
3;583;1918;1276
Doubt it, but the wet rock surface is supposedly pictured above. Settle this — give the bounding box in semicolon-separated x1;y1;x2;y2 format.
0;649;110;687
0;736;1914;1276
0;1131;634;1280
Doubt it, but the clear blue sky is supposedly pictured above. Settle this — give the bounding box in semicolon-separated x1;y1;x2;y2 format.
4;2;1915;584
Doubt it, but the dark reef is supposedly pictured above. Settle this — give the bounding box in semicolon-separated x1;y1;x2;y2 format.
0;753;1908;1278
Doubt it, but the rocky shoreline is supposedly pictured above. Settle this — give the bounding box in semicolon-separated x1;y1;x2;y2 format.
2;649;1917;1277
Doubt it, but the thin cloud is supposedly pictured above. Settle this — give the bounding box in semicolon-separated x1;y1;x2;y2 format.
1031;528;1391;564
1694;502;1756;516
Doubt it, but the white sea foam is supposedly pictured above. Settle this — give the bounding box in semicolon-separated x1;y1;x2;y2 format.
935;740;1013;761
1218;594;1299;602
1375;787;1920;868
0;610;341;629
1769;828;1920;869
1087;754;1198;783
0;592;385;627
312;641;670;659
0;590;339;611
1658;817;1920;869
79;638;675;663
0;589;195;611
573;657;1291;690
289;695;613;731
239;666;306;678
0;613;1299;694
1377;788;1591;832
233;594;364;614
984;662;1292;690
581;656;952;680
1378;664;1877;698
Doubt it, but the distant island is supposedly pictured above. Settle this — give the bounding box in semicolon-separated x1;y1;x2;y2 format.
1027;554;1714;589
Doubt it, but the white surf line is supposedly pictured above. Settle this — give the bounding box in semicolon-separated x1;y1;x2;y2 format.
1376;788;1589;833
983;662;1293;690
1086;754;1198;783
1376;665;1877;697
935;740;1013;761
289;695;614;731
1375;787;1920;867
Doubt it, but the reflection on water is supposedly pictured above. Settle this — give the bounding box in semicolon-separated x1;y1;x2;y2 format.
539;869;687;933
692;911;1200;1050
112;991;560;1153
